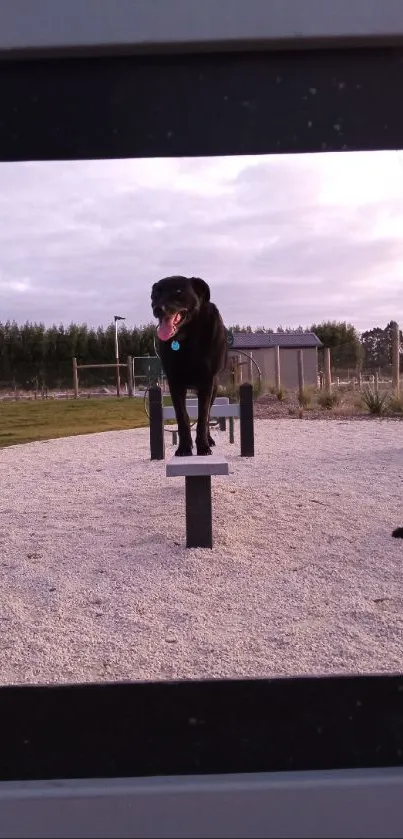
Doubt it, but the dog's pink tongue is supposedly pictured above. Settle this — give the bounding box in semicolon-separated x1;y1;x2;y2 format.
157;313;183;341
157;315;176;341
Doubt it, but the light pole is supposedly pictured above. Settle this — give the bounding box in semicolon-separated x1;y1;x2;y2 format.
113;315;125;397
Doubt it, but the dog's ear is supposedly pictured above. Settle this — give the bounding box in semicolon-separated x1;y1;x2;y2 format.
190;277;210;303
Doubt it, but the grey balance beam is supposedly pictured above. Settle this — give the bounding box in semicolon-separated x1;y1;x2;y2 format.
162;402;239;420
183;397;229;405
188;397;230;432
164;397;231;440
166;455;229;548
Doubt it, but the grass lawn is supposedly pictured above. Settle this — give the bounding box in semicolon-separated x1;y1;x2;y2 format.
0;397;152;449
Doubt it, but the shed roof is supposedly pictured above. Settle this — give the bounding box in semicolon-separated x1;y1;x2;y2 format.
231;331;323;350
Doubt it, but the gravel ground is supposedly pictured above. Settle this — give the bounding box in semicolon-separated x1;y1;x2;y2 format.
1;418;403;687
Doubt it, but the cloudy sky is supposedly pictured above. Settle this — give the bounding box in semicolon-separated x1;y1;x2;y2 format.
0;150;402;333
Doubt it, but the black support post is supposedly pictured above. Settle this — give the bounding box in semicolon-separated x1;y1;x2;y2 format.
185;475;213;548
149;386;165;461
239;382;254;458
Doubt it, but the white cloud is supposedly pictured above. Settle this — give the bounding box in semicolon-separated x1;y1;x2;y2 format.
0;277;32;293
0;150;402;332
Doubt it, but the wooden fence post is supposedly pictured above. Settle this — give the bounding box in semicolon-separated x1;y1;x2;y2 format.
127;356;134;398
297;350;305;403
324;348;331;391
274;345;281;392
72;357;79;399
392;322;400;395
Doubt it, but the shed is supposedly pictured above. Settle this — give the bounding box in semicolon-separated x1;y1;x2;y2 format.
222;331;323;391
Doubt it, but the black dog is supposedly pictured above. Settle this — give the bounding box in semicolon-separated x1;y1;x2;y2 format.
151;275;227;456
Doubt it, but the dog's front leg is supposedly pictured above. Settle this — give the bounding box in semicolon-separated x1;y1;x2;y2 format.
207;380;218;448
170;384;193;456
196;384;214;456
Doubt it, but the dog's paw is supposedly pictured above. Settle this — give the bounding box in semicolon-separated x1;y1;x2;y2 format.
196;445;213;456
175;447;193;457
207;435;216;447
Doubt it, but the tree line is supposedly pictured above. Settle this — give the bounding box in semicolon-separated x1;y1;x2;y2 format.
0;322;157;390
0;318;400;390
231;320;401;374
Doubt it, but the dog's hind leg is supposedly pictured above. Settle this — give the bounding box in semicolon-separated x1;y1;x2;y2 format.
196;383;215;456
170;384;193;456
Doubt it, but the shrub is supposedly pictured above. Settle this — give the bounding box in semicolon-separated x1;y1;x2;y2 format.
317;390;340;410
298;388;312;409
276;387;285;401
361;386;389;416
218;383;238;401
253;380;263;399
218;381;262;402
388;392;403;414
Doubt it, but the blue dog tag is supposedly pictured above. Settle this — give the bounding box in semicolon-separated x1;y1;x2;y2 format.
171;340;180;351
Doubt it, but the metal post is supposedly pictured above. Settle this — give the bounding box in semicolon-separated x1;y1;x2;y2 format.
114;320;121;398
185;475;213;548
248;351;253;384
239;382;254;457
149;386;165;460
229;415;235;444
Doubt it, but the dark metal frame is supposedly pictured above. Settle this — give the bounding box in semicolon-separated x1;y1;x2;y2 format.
0;41;403;785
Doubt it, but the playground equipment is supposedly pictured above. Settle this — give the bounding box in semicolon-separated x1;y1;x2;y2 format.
166;454;229;548
72;355;162;398
148;383;254;461
144;389;237;447
72;356;134;398
149;383;254;548
131;355;163;393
